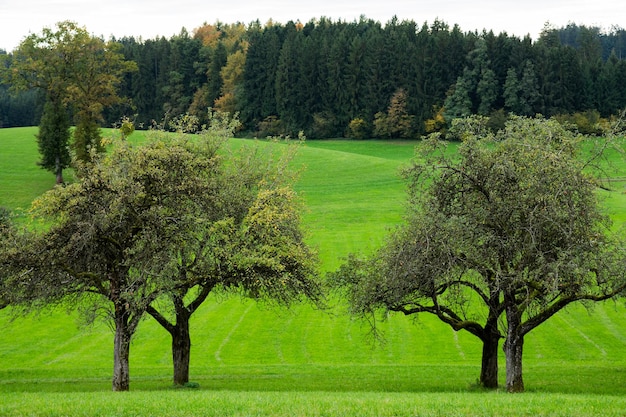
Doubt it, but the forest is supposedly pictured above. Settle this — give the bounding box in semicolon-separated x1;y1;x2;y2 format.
1;18;626;138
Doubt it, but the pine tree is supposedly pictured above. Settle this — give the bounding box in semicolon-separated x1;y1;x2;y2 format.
518;60;541;116
477;68;498;115
36;96;70;184
444;72;473;121
503;67;521;113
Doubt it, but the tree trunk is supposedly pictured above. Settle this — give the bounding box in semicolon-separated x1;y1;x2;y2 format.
147;285;214;386
504;303;525;393
172;312;191;386
480;330;500;389
54;156;64;184
112;306;131;391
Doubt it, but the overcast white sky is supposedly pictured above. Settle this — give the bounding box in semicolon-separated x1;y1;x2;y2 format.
0;0;623;52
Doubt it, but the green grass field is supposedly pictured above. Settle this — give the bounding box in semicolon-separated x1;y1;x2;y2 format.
1;127;626;416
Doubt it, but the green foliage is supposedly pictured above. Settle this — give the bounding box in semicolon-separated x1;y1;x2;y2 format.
346;117;370;139
3;20;626;139
373;89;416;139
486;108;509;132
72;117;103;162
554;110;607;135
116;116;136;139
309;112;338;139
444;73;473;121
334;115;626;392
5;21;136;161
424;105;447;135
372;111;390;138
256;115;285;138
35;96;70;183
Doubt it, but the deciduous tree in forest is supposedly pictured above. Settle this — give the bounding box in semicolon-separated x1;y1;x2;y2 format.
5;21;136;163
373;88;414;138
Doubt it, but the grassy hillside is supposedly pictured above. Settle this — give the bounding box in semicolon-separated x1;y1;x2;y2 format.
1;127;626;416
0;127;60;214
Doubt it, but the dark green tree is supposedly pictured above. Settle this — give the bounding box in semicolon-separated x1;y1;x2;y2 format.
36;95;71;184
476;67;498;115
242;23;284;129
504;60;540;116
503;67;521;113
444;71;473;121
207;42;228;107
518;60;541;116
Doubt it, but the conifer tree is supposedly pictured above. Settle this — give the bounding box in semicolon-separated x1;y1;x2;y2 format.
36;95;71;184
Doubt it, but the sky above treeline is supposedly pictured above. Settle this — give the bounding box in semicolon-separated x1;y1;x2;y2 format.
0;0;623;52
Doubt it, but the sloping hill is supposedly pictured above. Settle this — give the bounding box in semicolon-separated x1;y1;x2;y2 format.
1;128;625;395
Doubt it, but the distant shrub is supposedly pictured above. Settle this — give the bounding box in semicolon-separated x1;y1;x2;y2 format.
554;110;606;135
486;109;509;133
310;112;339;139
372;112;390;138
424;105;447;135
256;116;285;138
346;118;370;139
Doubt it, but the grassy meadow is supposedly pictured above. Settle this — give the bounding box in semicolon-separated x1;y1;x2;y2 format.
1;127;626;416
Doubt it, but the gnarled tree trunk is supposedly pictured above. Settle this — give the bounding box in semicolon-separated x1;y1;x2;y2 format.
112;305;132;391
479;295;503;389
504;302;524;393
480;327;500;389
171;309;191;386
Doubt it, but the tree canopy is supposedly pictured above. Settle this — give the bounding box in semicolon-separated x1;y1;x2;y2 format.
0;112;322;391
2;21;136;162
333;115;626;392
3;20;625;138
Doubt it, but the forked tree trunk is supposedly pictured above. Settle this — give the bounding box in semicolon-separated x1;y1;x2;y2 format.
479;297;503;389
147;285;213;386
171;312;191;386
147;298;194;386
112;307;132;391
480;330;500;389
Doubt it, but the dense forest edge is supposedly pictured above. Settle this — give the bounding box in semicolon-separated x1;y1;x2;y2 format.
1;18;626;138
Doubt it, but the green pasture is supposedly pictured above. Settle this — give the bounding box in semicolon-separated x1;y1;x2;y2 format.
1;127;626;416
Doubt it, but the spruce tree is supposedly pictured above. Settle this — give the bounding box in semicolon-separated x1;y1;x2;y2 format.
36;96;71;184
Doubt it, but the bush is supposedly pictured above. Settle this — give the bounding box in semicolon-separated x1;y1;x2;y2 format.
486;109;509;133
373;112;391;138
424;105;447;135
309;112;339;139
554;110;606;135
256;116;285;138
346;118;370;139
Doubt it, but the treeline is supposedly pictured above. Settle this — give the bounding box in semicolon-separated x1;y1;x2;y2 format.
2;19;626;137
